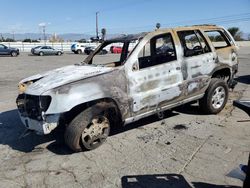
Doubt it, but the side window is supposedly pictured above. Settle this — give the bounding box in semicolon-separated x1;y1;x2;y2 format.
138;41;150;58
41;46;46;49
138;33;176;69
205;30;231;49
0;44;5;49
196;31;211;53
177;30;211;57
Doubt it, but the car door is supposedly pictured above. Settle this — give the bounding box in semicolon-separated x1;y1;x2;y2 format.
127;32;184;116
40;46;47;55
0;44;5;55
176;29;216;97
48;46;56;55
0;44;8;55
204;29;238;66
45;46;52;55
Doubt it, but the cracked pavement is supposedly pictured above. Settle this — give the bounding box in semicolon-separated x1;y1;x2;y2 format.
0;49;249;188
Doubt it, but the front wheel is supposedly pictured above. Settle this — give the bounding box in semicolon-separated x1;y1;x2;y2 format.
199;78;229;114
39;51;44;56
64;105;111;152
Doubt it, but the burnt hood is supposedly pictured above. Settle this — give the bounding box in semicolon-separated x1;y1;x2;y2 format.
20;64;113;95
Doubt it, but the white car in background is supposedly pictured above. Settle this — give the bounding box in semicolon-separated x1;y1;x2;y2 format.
71;43;97;54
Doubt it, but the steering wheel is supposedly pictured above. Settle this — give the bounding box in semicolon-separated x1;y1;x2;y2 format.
193;45;202;50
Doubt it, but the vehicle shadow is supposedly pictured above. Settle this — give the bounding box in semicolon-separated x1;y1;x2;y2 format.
121;174;240;188
0;55;13;57
0;109;72;154
110;110;179;136
235;75;250;85
173;103;206;116
48;110;179;155
0;109;179;155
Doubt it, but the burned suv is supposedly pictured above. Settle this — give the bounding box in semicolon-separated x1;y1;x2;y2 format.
17;25;238;152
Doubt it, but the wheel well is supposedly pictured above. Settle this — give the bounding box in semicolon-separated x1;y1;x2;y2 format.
60;98;122;126
212;68;231;81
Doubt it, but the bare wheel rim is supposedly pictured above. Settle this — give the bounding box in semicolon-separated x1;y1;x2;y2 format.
81;116;110;149
211;86;225;109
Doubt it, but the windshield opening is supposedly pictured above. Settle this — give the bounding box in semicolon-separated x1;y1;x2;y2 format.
84;40;138;67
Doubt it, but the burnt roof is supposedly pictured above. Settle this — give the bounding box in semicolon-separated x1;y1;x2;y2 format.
105;32;148;42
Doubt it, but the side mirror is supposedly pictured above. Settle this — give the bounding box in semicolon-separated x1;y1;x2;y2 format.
132;63;139;71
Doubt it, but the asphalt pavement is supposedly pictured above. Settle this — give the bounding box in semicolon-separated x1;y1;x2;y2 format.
0;49;249;188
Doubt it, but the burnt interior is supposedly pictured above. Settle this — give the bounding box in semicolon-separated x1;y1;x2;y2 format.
16;94;51;120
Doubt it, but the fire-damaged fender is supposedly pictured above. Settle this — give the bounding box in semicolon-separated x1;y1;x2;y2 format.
42;68;131;120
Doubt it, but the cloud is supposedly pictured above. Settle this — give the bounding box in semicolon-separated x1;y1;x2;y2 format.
38;22;51;27
38;22;46;27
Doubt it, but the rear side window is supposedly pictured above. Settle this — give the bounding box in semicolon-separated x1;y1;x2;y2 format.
205;30;231;49
177;30;211;57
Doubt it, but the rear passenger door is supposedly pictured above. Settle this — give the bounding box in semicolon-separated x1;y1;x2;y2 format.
204;29;238;66
177;30;215;97
128;32;184;115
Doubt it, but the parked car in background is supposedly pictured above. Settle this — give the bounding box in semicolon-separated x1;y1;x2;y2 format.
32;46;63;56
71;43;86;54
71;43;98;54
0;44;19;57
110;46;122;53
84;46;108;55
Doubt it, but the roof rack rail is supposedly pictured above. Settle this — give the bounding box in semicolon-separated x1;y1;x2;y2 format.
192;24;217;26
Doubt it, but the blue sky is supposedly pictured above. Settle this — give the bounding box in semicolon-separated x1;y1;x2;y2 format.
0;0;250;34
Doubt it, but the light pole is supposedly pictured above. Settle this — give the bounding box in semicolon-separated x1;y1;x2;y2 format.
96;11;99;39
42;25;46;45
12;31;15;41
39;23;47;45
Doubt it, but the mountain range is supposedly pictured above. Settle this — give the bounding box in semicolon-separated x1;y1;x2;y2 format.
0;33;121;41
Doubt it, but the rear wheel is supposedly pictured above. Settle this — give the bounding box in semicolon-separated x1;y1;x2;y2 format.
11;51;17;57
57;51;62;56
199;78;229;114
64;104;111;152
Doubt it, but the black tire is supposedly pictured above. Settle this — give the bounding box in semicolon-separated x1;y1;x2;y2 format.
77;49;82;54
11;51;17;57
64;104;111;152
39;51;44;56
199;78;229;114
57;51;62;56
